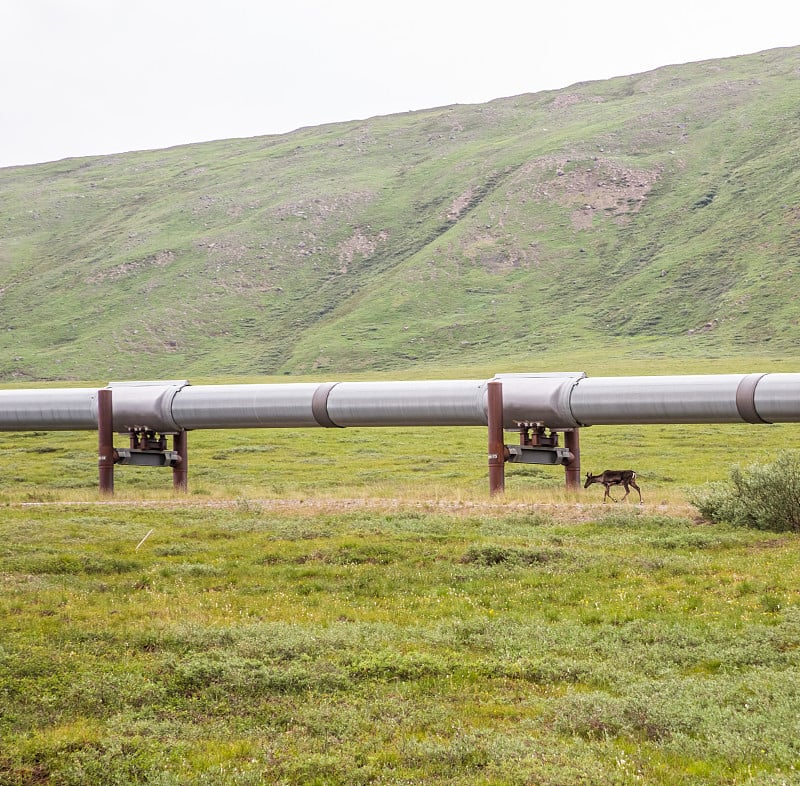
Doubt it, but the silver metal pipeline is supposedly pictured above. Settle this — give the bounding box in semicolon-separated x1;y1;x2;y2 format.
172;380;491;429
0;372;799;432
0;387;100;431
569;373;800;426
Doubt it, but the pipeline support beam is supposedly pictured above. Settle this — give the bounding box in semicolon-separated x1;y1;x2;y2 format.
98;388;114;496
563;428;581;489
173;431;188;492
487;380;505;495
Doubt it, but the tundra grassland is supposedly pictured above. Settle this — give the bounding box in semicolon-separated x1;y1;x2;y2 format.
2;500;800;784
2;360;800;783
1;48;798;382
0;417;798;505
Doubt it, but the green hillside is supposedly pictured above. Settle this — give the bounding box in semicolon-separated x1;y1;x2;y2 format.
0;46;798;381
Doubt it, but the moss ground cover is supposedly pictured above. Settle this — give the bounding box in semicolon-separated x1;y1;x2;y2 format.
2;501;799;784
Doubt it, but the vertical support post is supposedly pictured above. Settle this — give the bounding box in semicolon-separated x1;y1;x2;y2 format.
487;380;505;496
98;388;114;496
564;428;581;490
173;431;188;492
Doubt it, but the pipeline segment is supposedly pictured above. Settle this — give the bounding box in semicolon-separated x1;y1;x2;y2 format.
0;372;799;432
568;373;800;426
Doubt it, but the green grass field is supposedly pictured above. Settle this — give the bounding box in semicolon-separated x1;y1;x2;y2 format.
2;357;800;783
2;500;799;784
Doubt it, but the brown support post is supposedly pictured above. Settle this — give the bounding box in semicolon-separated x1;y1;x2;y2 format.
173;431;188;492
487;380;505;496
563;428;581;490
98;388;114;496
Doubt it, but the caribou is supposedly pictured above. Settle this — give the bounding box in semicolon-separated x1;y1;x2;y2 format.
584;470;643;503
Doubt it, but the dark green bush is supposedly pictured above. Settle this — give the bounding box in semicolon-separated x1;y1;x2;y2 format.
690;451;800;532
459;545;563;566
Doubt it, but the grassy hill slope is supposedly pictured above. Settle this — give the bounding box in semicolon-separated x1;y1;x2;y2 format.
0;46;798;381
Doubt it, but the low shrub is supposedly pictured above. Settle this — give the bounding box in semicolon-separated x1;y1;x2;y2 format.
459;545;563;566
690;451;800;532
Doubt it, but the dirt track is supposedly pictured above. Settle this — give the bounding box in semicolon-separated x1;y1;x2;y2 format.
16;496;700;522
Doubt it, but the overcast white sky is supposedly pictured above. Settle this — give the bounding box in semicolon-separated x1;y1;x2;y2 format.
1;0;798;169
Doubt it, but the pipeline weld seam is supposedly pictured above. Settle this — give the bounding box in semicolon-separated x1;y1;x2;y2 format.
735;373;770;424
311;381;343;428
